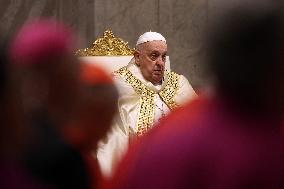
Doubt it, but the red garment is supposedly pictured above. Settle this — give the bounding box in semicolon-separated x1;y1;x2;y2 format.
108;97;284;189
0;160;50;189
82;152;103;189
80;62;113;86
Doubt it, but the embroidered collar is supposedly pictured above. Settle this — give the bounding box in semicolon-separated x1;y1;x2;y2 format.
126;60;169;92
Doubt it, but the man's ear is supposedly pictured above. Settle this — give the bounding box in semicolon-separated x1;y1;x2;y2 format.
134;50;140;66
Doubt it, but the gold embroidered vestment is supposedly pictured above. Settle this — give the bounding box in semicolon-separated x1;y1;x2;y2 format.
116;67;180;136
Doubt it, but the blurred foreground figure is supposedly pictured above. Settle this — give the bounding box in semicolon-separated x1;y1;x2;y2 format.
63;62;118;189
108;2;284;189
9;19;89;189
0;40;46;189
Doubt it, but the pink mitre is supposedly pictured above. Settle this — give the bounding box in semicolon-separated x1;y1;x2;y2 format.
136;31;166;46
9;19;77;66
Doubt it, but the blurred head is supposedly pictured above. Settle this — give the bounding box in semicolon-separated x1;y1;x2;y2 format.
134;32;167;85
9;19;81;123
207;1;284;116
64;62;118;150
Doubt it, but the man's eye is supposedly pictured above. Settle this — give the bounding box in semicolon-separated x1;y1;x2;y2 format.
162;55;166;61
150;54;158;60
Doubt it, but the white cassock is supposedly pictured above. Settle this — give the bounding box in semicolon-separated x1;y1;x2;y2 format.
96;60;197;178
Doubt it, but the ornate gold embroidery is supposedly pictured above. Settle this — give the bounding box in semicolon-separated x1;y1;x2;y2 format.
75;30;135;56
117;67;155;136
159;72;180;110
117;67;180;136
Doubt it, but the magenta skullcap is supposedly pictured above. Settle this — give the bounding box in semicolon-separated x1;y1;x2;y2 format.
9;19;77;66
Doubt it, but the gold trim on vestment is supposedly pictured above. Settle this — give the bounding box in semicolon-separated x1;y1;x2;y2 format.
159;72;180;110
116;67;180;136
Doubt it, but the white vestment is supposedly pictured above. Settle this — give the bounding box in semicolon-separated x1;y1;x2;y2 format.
96;60;197;178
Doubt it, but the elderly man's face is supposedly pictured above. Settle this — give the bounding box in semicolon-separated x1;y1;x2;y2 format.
134;41;167;85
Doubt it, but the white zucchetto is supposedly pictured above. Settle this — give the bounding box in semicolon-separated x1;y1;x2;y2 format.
136;31;166;46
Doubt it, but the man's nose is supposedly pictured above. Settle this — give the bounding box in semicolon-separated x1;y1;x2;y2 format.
156;56;165;66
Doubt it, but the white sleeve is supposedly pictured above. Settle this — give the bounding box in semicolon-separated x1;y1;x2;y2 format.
175;75;198;106
96;73;140;178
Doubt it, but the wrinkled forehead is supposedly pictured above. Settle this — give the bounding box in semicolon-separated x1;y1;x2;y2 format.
138;40;167;53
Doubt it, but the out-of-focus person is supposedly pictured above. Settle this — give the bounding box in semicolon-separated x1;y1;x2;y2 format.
62;62;118;189
107;1;284;189
9;19;89;189
0;40;46;189
97;31;197;178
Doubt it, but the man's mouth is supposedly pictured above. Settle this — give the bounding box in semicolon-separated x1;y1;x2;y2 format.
153;70;164;76
154;69;163;72
154;70;162;73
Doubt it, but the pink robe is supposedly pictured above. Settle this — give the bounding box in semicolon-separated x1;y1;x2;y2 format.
108;97;284;189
